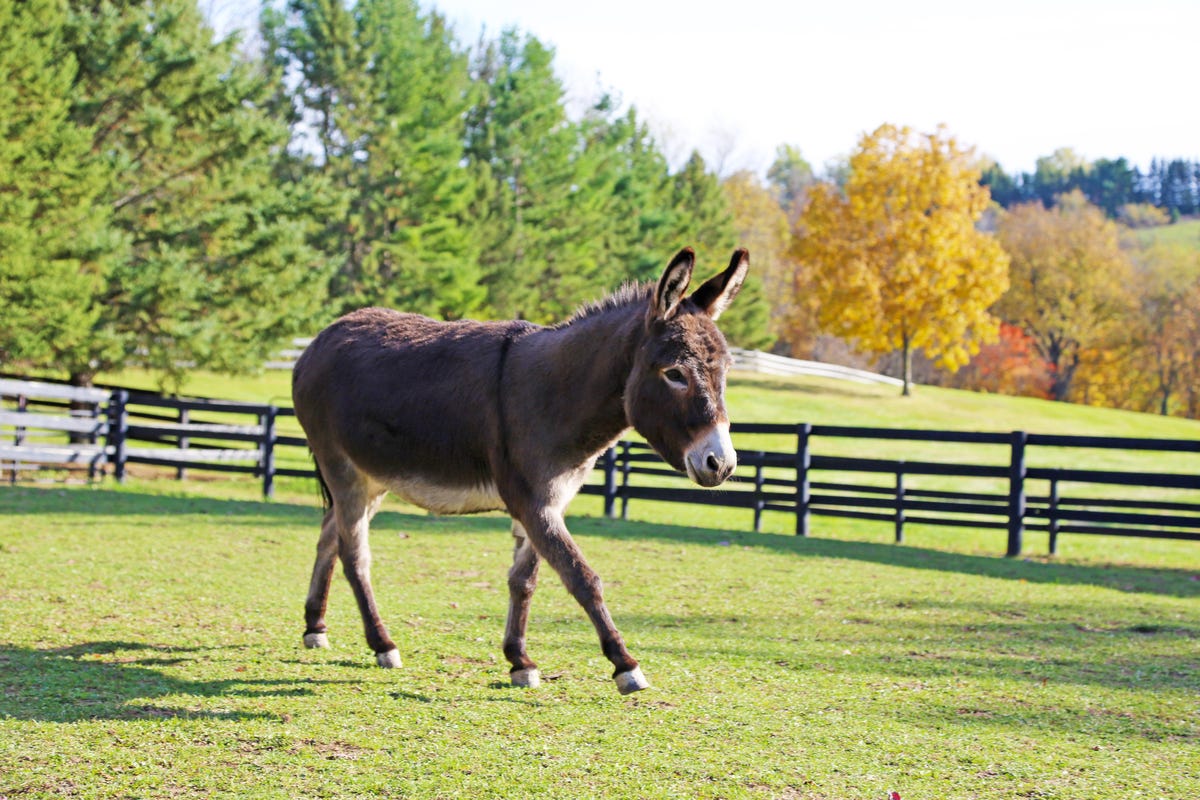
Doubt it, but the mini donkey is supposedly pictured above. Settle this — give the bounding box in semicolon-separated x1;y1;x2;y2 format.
292;247;748;694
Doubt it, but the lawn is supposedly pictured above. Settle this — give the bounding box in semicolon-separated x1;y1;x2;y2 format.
1;479;1197;799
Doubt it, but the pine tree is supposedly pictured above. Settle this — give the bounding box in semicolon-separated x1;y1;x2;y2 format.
466;30;607;321
46;0;333;389
667;152;772;349
0;0;115;370
270;0;482;320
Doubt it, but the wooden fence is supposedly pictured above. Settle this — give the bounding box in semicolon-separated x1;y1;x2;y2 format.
4;379;1199;555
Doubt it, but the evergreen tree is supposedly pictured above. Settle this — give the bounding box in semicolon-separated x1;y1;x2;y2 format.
49;0;333;388
668;151;772;349
465;30;610;321
766;144;815;219
0;0;115;370
577;101;675;285
269;0;482;320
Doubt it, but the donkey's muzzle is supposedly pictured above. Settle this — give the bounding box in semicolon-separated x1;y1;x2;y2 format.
684;423;736;487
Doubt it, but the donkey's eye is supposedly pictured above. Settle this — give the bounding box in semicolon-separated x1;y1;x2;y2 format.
663;368;687;387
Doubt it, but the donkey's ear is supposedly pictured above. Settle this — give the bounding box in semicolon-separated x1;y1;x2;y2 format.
651;247;695;320
690;248;748;320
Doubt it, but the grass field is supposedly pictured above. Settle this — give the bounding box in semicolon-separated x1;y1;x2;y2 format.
0;479;1197;799
3;369;1198;797
1134;217;1200;254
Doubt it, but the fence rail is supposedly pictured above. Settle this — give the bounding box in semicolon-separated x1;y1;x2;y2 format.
4;378;1199;556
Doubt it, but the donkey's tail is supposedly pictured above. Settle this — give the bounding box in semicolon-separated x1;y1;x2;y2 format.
312;455;334;510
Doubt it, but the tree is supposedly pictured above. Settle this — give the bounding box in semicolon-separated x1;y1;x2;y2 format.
1029;148;1089;208
766;144;815;221
793;124;1011;395
1;0;332;389
267;0;482;320
993;191;1136;402
465;30;612;321
722;170;794;352
0;0;114;371
586;104;677;284
1126;244;1200;416
945;323;1052;398
669;152;771;349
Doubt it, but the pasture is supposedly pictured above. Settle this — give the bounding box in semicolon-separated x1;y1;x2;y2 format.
1;478;1197;799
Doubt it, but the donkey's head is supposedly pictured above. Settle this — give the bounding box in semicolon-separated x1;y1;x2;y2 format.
625;247;749;488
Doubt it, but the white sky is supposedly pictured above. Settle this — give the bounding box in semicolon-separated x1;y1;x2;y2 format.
209;0;1200;176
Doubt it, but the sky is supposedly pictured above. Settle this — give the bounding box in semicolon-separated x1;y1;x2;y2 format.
208;0;1200;176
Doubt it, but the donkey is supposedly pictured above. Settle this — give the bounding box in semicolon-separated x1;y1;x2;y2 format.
292;247;748;694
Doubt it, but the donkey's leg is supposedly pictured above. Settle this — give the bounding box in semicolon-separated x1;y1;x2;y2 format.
303;507;339;649
521;509;649;695
336;489;401;667
503;520;542;687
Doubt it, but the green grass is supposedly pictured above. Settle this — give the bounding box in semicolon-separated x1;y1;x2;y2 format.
1;481;1197;799
1134;217;1200;254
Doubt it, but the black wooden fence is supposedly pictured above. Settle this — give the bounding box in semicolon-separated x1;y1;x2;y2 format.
4;379;1199;556
578;424;1200;555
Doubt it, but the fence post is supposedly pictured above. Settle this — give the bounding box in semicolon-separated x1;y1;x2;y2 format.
87;399;103;481
602;446;618;518
107;390;128;483
10;394;27;485
1048;473;1060;556
795;423;811;536
753;451;765;533
620;441;632;520
261;405;278;499
895;464;905;543
176;406;189;481
1007;430;1027;557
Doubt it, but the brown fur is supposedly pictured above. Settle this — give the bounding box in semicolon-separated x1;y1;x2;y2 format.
292;247;749;684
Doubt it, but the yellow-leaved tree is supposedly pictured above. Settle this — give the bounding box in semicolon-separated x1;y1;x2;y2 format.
793;124;1010;395
994;191;1136;403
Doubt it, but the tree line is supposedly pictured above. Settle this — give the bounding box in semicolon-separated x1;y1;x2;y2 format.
0;0;772;390
981;148;1200;221
767;131;1200;419
3;0;1197;421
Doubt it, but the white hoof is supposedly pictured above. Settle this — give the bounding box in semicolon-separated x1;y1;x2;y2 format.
376;649;402;668
510;668;541;688
614;667;650;695
303;632;329;649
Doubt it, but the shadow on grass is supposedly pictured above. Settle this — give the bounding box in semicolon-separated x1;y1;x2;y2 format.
4;486;1196;597
0;641;349;723
0;486;509;534
569;516;1200;599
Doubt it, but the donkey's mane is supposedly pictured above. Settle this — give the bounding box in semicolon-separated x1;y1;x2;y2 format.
559;282;652;328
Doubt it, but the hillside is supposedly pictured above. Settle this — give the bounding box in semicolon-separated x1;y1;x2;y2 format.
1134;217;1200;254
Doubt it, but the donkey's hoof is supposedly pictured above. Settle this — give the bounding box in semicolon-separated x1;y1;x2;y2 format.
510;668;541;688
375;649;402;668
303;632;329;649
614;667;650;695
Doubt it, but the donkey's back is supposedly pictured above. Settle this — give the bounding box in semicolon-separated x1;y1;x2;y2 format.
293;306;532;511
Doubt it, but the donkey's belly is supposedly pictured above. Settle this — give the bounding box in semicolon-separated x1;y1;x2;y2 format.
387;475;505;515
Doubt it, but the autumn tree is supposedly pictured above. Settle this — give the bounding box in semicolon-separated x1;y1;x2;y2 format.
722;170;799;352
994;190;1137;402
1126;244;1200;416
793;124;1010;395
944;323;1052;398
